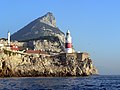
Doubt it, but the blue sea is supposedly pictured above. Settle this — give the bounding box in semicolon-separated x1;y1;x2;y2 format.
0;75;120;90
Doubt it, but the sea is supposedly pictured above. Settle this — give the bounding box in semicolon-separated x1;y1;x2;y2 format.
0;75;120;90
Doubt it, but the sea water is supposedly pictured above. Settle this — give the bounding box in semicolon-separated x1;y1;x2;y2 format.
0;75;120;90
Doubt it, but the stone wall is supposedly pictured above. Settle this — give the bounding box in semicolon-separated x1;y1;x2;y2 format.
59;52;90;62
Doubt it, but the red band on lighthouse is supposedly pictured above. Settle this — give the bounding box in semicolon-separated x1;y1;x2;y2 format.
65;43;72;48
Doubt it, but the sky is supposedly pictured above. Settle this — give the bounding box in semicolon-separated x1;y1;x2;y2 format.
0;0;120;75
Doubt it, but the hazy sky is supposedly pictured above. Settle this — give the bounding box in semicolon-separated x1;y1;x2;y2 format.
0;0;120;75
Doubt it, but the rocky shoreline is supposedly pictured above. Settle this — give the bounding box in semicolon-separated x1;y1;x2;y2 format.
0;49;98;77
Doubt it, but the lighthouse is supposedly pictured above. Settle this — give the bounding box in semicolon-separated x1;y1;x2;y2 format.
65;30;72;53
7;31;10;46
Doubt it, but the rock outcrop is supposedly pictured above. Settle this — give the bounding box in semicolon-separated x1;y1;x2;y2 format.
23;36;65;53
0;49;98;77
40;12;56;27
11;12;65;43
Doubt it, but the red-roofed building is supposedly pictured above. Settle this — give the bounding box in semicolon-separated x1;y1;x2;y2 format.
10;44;19;51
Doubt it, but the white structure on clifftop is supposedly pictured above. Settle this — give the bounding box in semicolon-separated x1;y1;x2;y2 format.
65;30;72;53
7;31;10;46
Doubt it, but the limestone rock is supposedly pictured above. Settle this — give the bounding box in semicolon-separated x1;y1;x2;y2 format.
0;49;98;77
24;36;65;53
11;12;65;43
40;12;56;27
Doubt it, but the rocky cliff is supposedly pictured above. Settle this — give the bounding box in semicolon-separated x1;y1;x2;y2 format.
11;12;65;43
23;36;65;53
0;49;98;77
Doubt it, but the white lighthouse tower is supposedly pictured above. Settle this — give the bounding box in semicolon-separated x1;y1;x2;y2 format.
7;31;11;46
65;30;72;53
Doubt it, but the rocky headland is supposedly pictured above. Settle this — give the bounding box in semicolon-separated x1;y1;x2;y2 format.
0;49;98;77
0;12;98;77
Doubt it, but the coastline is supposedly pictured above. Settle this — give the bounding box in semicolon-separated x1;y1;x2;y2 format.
0;49;98;77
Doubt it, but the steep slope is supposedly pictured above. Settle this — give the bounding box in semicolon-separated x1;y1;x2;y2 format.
24;36;65;53
11;12;65;43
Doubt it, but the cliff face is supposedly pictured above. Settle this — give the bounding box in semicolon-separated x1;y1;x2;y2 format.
11;12;65;43
23;36;65;53
0;50;98;77
11;12;65;53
